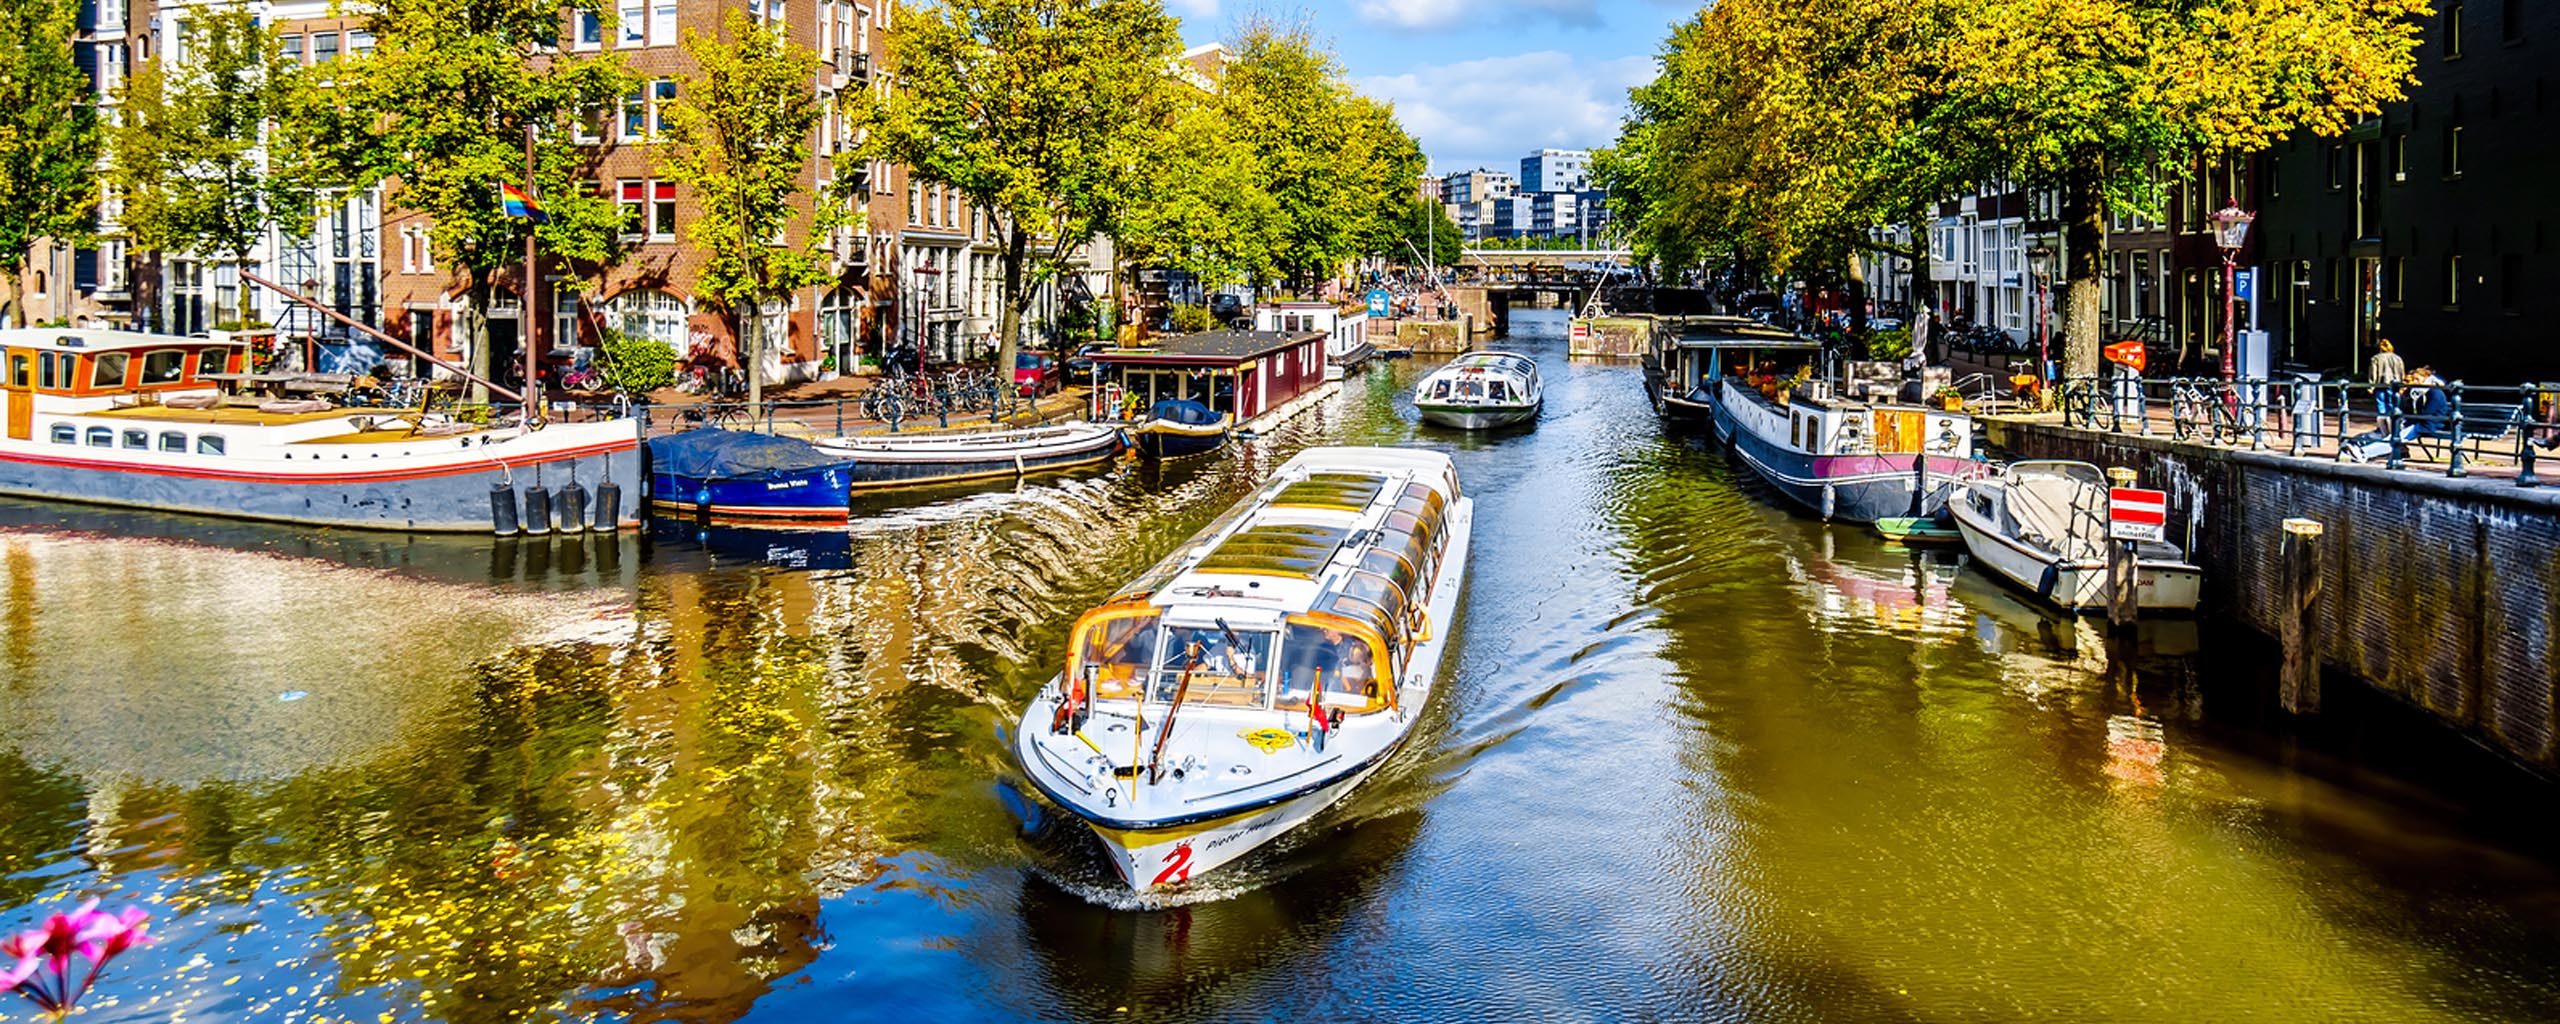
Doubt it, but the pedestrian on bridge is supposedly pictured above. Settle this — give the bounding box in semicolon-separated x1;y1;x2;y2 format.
2369;338;2406;424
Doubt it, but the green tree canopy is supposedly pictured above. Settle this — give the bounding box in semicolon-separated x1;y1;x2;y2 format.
109;3;313;285
854;0;1179;381
0;0;102;327
1219;21;1423;293
661;9;842;405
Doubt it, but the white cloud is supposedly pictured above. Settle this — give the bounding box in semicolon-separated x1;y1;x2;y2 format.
1165;0;1219;18
1354;0;1600;30
1358;51;1654;175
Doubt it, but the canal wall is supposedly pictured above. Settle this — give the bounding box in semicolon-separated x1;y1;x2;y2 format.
1982;416;2560;772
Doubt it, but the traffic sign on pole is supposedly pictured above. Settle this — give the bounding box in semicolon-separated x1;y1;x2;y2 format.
2109;487;2168;542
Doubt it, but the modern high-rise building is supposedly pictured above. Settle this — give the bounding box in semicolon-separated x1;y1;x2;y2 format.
1442;169;1517;207
1519;149;1590;194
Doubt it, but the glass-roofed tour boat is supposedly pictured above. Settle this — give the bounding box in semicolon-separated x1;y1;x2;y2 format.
1015;446;1473;893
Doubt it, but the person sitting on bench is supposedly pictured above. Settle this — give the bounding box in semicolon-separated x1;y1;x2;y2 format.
2343;368;2448;463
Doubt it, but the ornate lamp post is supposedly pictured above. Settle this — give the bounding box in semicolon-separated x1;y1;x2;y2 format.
2212;199;2257;380
2026;245;2053;382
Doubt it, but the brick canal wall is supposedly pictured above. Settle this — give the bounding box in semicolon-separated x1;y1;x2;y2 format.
1983;416;2560;771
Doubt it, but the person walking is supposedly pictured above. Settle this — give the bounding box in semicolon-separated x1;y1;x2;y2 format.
2368;338;2406;424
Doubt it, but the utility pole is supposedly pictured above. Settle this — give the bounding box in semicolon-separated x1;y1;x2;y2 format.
523;125;541;421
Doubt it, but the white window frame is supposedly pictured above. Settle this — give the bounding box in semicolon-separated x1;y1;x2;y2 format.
620;2;646;46
650;3;677;46
575;10;603;50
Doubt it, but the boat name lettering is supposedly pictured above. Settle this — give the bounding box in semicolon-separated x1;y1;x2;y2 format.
764;478;813;491
1204;812;1287;852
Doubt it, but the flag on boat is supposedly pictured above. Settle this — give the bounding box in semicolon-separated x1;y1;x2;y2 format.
499;183;548;223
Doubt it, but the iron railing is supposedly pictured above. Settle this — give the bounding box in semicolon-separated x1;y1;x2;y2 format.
2048;375;2560;487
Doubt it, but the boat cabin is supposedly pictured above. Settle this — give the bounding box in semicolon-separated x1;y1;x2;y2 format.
1094;330;1327;424
1648;315;1814;405
2;329;251;442
1420;351;1537;405
1063;456;1460;720
1254;301;1371;370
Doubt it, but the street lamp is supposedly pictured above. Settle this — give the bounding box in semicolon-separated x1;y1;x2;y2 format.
2026;245;2053;382
2212;199;2256;381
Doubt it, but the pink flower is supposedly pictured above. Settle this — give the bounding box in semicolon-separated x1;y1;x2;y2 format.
74;906;150;964
0;945;38;993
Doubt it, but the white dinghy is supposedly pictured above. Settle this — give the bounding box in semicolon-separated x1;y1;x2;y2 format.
1947;459;2201;613
1015;446;1472;892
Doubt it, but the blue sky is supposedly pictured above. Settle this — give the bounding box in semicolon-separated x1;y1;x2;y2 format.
1172;0;1685;177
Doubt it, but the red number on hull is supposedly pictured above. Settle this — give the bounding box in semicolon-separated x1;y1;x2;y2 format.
1151;843;1194;887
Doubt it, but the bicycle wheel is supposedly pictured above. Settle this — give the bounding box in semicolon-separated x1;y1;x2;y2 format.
2171;390;2201;441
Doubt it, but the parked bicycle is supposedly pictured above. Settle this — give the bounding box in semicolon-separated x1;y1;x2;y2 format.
2171;377;2249;445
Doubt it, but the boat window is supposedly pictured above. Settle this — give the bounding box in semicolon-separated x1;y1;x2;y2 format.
1339;571;1408;630
85;427;113;448
1072;611;1162;702
1277;619;1385;709
49;423;74;444
121;429;149;450
1428;380;1450;400
1151;624;1275;708
8;354;26;387
38;354;57;389
196;348;228;378
1360;548;1417;599
1489;380;1511;401
1456;378;1483;399
141;350;186;385
1402;482;1445;518
197;434;226;456
91;353;132;390
159;431;187;453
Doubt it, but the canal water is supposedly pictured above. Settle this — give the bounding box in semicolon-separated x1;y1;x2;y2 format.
4;309;2559;1022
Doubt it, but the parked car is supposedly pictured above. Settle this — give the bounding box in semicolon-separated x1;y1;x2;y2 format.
1064;343;1105;384
1014;351;1063;396
1209;293;1246;320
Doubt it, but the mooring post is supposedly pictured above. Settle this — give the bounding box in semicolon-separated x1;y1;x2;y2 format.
2279;517;2325;714
2105;466;2140;630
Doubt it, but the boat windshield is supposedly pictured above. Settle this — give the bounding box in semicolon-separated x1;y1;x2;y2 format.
1072;609;1162;701
1148;624;1275;708
1274;617;1388;712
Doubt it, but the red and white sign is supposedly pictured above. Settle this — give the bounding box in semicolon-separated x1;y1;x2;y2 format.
1570;322;1591;341
2109;487;2168;542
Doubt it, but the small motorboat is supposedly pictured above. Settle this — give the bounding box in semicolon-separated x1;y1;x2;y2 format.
1413;351;1540;429
812;421;1127;491
1016;446;1473;892
1946;460;2201;613
1873;516;1963;544
645;428;860;525
1130;399;1230;460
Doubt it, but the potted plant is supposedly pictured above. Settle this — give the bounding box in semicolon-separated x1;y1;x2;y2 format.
1934;385;1966;411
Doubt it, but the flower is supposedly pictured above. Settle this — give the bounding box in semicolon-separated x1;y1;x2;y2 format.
75;906;151;964
3;900;155;1017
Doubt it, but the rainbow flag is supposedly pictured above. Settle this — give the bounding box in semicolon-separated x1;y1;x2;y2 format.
499;182;548;223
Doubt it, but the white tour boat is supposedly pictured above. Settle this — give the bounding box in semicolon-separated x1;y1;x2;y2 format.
1015;445;1472;892
1947;459;2202;613
1413;351;1541;429
0;328;642;532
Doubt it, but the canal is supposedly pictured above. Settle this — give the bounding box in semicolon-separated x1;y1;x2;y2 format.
4;309;2559;1022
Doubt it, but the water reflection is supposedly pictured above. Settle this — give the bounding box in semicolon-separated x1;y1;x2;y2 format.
0;316;2555;1023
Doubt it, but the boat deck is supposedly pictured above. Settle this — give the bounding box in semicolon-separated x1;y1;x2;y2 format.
86;404;364;427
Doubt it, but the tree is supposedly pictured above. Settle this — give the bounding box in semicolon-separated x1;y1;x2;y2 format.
1398;198;1462;270
856;0;1179;387
0;0;102;328
108;2;312;320
298;0;630;401
1114;95;1281;292
661;9;842;407
1220;22;1421;294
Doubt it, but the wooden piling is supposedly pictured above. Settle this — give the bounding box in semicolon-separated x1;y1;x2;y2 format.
2279;517;2325;714
2105;467;2139;629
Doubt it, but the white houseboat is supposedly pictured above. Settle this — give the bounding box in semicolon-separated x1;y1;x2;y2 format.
1255;301;1373;380
0;329;641;532
1015;446;1472;892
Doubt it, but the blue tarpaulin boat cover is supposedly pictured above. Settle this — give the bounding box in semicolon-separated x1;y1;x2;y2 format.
647;428;857;481
1149;399;1223;425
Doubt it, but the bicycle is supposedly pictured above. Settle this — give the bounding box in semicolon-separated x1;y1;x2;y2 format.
2171;378;2246;445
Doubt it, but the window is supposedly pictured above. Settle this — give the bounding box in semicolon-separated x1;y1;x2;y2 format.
197;434;225;456
37;352;56;389
159;431;186;453
196;349;226;377
90;353;130;389
2446;3;2464;58
751;0;787;26
2327;144;2345;189
49;424;73;444
650;181;676;238
618;179;647;237
121;429;148;450
651;79;677;134
2447;254;2464;306
552;280;581;350
651;3;677;46
621;2;646;45
312;31;340;63
620;87;646;140
7;354;25;387
2392;134;2407;181
2448;122;2464;176
576;11;602;48
283;34;304;62
86;427;113;448
607;289;689;350
141;350;185;384
97;0;125;31
99;43;126;97
349;30;375;56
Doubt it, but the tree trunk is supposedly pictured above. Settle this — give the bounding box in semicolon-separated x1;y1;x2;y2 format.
466;280;493;405
2062;148;2108;379
997;225;1028;405
743;296;762;408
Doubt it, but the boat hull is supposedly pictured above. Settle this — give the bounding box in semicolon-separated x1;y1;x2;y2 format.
648;466;854;525
1713;393;1982;523
1082;750;1398;889
1948;497;2202;612
1133;420;1228;460
1415;401;1538;430
817;424;1127;491
0;421;643;532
